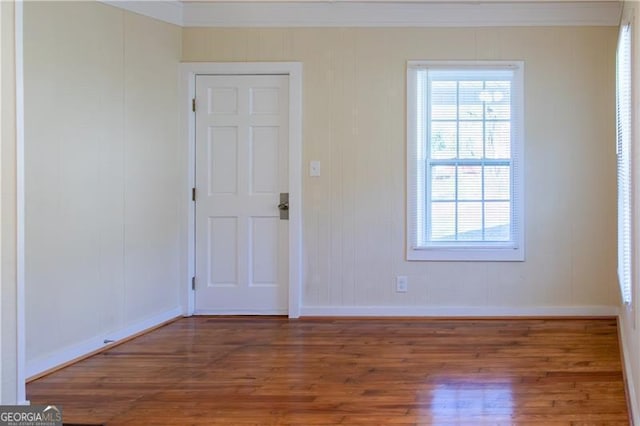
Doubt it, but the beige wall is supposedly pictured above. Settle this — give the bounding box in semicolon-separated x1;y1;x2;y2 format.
1;0;18;404
183;27;618;311
17;3;621;395
23;2;182;375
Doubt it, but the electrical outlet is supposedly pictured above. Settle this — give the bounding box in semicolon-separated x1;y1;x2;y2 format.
396;276;408;293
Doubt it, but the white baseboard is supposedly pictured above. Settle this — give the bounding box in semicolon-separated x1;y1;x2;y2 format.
193;309;287;315
26;307;182;379
300;305;620;317
618;314;640;426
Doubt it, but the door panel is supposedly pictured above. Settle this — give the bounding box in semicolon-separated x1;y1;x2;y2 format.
208;127;238;194
195;75;289;314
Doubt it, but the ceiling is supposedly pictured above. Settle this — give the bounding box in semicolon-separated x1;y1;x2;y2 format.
104;0;623;27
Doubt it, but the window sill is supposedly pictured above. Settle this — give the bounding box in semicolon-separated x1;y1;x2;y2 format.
407;246;525;262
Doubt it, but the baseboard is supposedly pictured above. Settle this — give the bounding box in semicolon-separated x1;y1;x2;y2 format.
26;307;182;380
618;314;640;425
193;309;287;315
300;305;620;317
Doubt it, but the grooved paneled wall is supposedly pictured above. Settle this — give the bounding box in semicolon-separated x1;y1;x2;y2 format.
182;27;618;311
24;2;182;373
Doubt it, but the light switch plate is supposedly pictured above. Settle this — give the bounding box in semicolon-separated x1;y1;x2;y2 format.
310;160;321;177
396;276;408;293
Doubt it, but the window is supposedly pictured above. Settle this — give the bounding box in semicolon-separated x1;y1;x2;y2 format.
407;61;524;261
617;23;633;305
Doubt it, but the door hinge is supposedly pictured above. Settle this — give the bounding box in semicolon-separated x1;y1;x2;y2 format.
192;98;196;112
192;187;196;202
192;276;196;290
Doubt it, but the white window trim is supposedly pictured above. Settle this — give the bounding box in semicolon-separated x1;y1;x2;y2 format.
406;61;525;262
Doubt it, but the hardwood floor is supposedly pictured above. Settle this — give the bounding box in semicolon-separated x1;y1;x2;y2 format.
27;317;629;425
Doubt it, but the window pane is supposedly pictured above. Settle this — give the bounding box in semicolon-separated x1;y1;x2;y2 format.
459;121;483;159
486;121;511;159
431;202;456;241
431;122;457;159
431;81;457;120
486;104;510;121
458;166;481;200
459;81;483;120
484;166;510;200
486;80;510;92
457;202;482;241
431;165;455;200
484;81;511;120
485;202;511;241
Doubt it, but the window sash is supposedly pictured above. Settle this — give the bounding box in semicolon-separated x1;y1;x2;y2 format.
425;160;512;244
424;70;515;246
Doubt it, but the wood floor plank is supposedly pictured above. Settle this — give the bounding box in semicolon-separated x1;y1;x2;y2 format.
26;317;629;425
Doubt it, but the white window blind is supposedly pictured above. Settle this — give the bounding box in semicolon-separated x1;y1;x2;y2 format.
617;23;633;305
407;62;524;261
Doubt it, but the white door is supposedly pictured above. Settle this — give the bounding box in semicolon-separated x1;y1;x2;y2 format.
194;75;289;314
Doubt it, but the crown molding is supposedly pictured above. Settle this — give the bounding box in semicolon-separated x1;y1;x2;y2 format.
103;1;622;28
101;1;184;26
182;1;622;27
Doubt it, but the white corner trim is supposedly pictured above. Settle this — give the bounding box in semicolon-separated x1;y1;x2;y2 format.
300;305;621;317
618;314;640;425
25;307;182;379
15;0;27;406
182;1;622;28
100;1;183;26
287;62;303;319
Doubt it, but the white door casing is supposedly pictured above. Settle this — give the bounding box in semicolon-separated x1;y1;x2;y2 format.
181;62;302;318
194;74;288;314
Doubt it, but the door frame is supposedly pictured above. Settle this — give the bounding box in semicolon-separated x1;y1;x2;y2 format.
180;62;303;318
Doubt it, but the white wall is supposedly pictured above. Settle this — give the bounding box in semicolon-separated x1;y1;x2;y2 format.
23;1;182;377
1;0;19;404
619;2;640;423
182;27;618;314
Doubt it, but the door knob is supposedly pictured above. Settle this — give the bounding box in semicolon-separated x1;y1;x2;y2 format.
278;201;289;211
